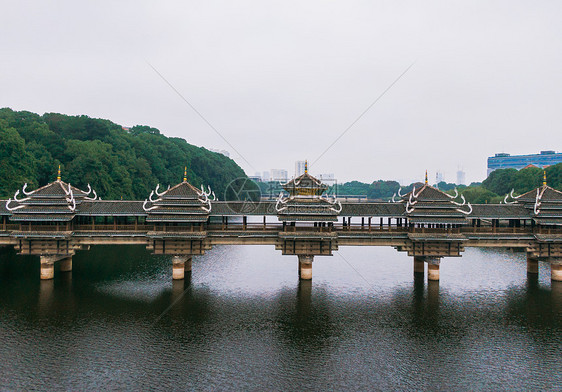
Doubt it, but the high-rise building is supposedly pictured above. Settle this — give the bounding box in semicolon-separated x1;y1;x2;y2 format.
436;171;444;184
270;169;288;182
456;170;466;185
318;173;335;185
295;160;306;177
487;151;562;175
262;171;271;182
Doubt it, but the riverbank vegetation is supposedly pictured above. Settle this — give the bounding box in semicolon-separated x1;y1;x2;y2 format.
328;164;562;203
0;108;247;199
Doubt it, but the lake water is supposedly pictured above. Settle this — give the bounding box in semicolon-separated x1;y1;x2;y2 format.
0;245;560;391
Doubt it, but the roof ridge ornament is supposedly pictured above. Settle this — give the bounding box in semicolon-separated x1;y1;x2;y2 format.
445;188;459;199
456;203;473;215
155;184;165;197
425;170;428;185
534;188;541;215
22;183;32;196
184;166;187;182
543;170;547;187
57;165;62;181
5;199;24;212
450;194;466;206
305;160;308;174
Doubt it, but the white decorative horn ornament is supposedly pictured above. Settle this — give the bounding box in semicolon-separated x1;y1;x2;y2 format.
142;199;157;211
456;203;473;215
22;183;32;196
446;188;459;199
155;184;165;197
5;199;24;212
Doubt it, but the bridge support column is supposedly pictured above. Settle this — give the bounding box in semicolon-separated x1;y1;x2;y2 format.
172;256;188;280
298;255;313;280
59;256;72;273
527;254;538;274
413;257;425;275
40;256;56;280
426;257;441;281
184;256;192;273
550;259;562;282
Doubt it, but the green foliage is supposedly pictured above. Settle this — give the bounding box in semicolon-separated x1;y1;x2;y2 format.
436;181;466;192
482;164;562;196
367;180;400;200
0;121;37;196
336;181;371;196
461;186;502;204
0;108;247;199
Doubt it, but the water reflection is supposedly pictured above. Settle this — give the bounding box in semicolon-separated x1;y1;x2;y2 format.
0;246;561;390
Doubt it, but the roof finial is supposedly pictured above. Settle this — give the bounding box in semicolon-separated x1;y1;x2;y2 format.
305;160;308;174
183;166;187;182
57;165;61;181
543;170;547;186
425;170;428;185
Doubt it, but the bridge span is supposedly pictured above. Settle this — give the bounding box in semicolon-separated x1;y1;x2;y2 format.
2;168;562;283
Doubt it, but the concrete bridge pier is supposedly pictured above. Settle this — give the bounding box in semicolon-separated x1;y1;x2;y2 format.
184;256;193;273
298;255;313;280
172;255;191;280
551;259;562;282
39;255;74;280
527;254;539;275
40;256;59;280
59;256;72;273
426;257;441;281
413;256;425;276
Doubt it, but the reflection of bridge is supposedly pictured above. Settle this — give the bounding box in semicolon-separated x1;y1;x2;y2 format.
2;168;562;282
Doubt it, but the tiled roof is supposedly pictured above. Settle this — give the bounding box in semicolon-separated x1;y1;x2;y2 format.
210;201;277;215
143;180;211;222
402;184;454;202
9;214;74;222
516;185;562;203
470;204;530;219
282;172;328;196
77;201;146;216
160;182;203;199
0;201;10;215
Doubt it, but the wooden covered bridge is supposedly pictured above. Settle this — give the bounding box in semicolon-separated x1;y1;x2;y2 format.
1;167;561;282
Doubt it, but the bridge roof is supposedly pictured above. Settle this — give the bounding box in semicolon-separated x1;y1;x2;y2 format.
282;171;328;196
0;199;550;221
470;204;530;219
78;201;146;216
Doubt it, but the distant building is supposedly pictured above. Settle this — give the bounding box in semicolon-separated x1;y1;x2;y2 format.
318;173;335;185
456;170;466;186
436;171;444;184
248;175;262;182
487;151;562;175
270;169;288;182
210;148;230;158
262;171;271;182
295;160;306;177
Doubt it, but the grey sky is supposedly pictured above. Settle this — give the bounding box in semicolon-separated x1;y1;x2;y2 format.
1;1;561;184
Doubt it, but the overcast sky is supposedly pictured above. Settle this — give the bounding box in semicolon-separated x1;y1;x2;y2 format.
1;1;561;184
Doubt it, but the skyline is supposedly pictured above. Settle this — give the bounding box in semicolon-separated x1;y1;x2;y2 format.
1;1;561;184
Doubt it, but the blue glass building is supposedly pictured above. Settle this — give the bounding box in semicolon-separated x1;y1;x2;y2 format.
487;151;562;175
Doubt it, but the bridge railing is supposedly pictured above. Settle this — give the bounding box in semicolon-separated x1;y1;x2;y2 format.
74;224;151;231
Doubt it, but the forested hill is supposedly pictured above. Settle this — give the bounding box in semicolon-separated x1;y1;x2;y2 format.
0;108;247;200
